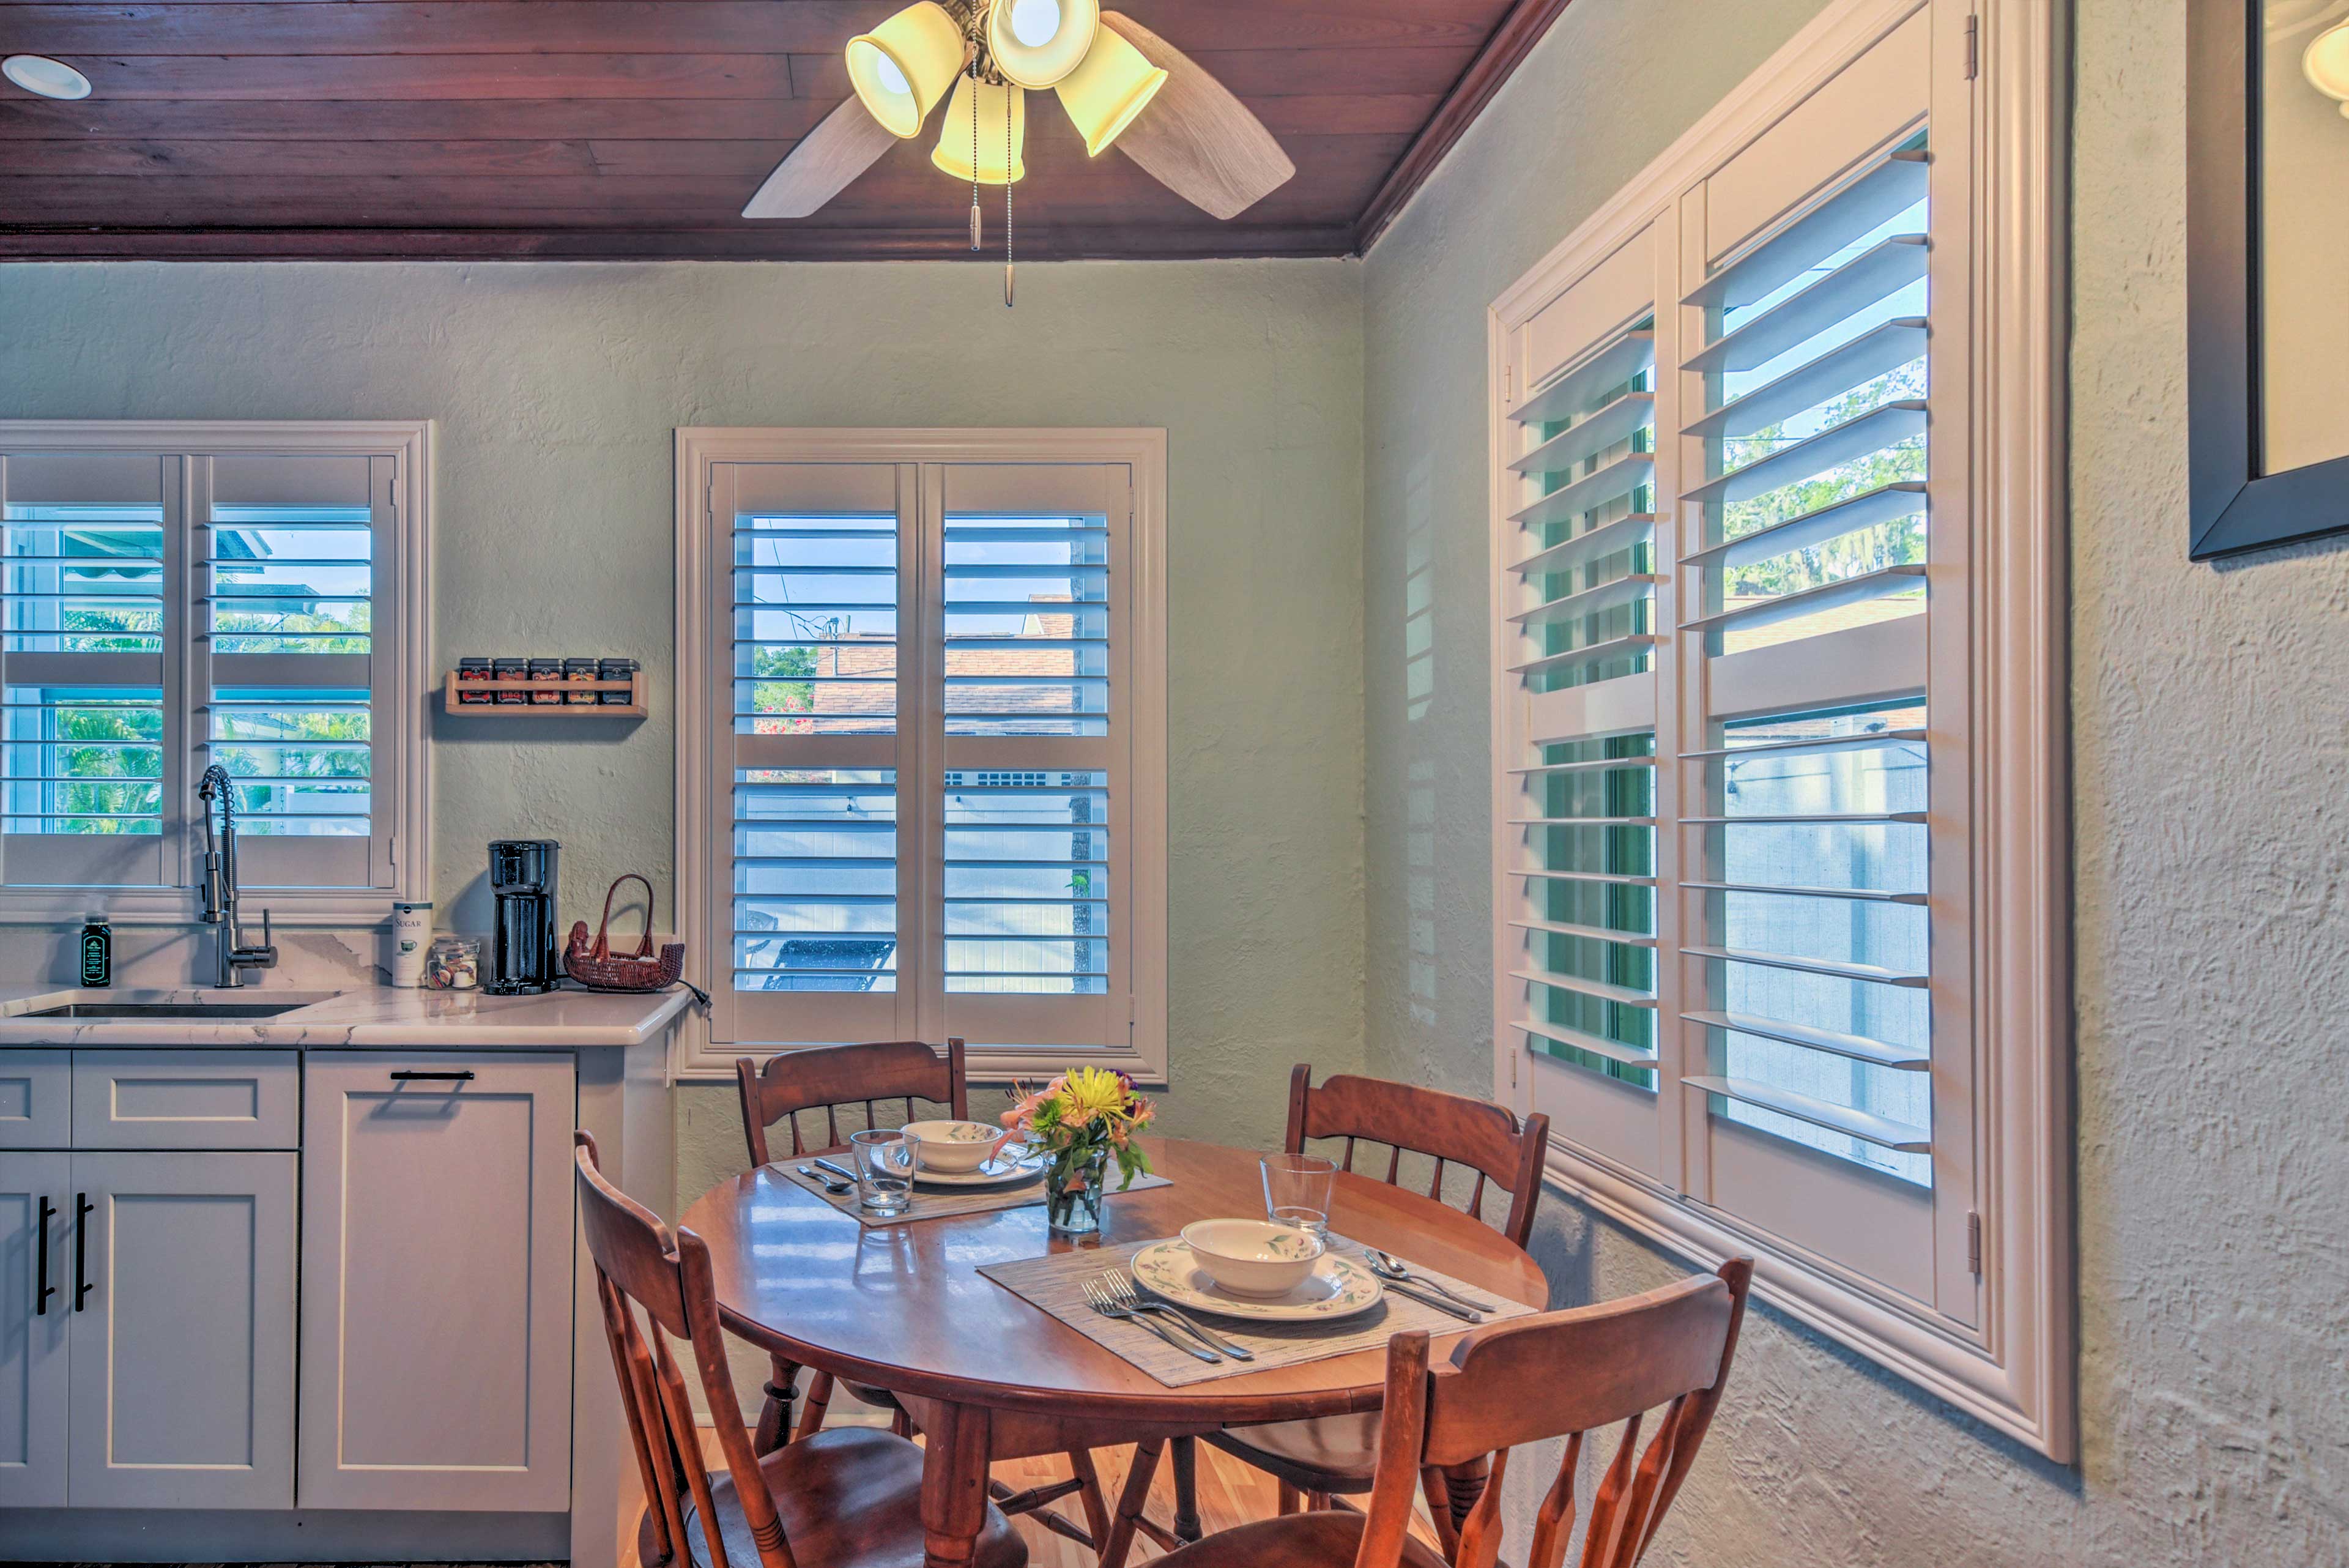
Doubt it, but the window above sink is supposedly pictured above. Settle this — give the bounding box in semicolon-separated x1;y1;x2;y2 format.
0;422;432;924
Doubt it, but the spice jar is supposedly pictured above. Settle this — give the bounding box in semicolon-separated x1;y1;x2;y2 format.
425;934;480;990
527;656;563;705
564;657;601;705
598;656;638;705
492;656;529;705
457;656;494;705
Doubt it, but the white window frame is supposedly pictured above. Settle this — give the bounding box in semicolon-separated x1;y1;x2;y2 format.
672;426;1169;1085
0;419;433;926
1485;0;2071;1458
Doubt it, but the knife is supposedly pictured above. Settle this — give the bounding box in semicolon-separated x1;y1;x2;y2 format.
1382;1278;1485;1324
812;1156;859;1186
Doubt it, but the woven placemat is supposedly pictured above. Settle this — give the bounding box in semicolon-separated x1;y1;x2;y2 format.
770;1157;1171;1228
978;1233;1539;1387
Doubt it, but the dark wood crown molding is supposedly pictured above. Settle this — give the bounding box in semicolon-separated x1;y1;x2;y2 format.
1351;0;1578;254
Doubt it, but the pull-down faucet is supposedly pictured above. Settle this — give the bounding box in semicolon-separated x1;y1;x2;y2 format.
197;764;277;988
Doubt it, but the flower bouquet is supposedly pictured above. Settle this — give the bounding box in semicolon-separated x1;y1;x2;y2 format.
1002;1066;1154;1236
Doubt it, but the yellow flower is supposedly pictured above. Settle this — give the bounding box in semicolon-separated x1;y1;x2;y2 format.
1058;1065;1131;1126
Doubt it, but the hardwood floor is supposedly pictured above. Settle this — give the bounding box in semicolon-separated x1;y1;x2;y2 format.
59;1441;1436;1568
997;1442;1444;1567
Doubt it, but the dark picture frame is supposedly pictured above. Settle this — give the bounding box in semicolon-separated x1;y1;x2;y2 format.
2187;0;2349;559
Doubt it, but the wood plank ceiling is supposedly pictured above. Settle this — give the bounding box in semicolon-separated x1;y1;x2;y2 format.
0;0;1572;261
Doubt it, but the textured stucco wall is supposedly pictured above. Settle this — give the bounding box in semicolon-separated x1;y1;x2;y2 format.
0;257;1372;1216
1361;0;2349;1564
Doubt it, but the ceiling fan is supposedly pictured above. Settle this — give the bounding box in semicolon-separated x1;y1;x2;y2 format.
741;0;1296;299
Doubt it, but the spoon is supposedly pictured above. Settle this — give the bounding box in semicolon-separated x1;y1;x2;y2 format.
1366;1249;1496;1312
797;1164;851;1194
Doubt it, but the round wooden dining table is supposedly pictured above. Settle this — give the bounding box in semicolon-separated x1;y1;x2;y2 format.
680;1135;1548;1568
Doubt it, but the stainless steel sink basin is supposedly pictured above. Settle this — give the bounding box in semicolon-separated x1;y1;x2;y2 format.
23;1000;310;1020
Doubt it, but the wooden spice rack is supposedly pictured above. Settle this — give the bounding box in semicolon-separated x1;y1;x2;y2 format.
441;671;647;718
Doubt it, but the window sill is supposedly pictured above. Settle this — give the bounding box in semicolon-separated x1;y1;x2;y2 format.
669;1034;1168;1090
0;890;410;927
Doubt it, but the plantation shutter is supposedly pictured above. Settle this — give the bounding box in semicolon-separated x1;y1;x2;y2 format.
203;453;393;890
1670;5;1975;1317
713;461;913;1048
0;452;176;890
1495;4;1980;1327
707;458;1138;1060
1497;225;1678;1186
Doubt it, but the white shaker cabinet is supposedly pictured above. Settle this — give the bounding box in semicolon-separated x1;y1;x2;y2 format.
65;1150;299;1509
298;1052;575;1512
0;1151;70;1507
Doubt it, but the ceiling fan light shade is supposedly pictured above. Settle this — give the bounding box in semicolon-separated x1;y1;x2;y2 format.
845;1;966;138
1054;26;1168;157
986;0;1100;89
931;76;1028;185
2306;21;2349;116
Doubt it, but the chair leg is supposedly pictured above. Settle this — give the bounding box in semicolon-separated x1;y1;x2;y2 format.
753;1356;799;1455
1170;1434;1204;1544
792;1369;834;1443
1098;1440;1164;1568
891;1405;913;1438
1277;1479;1303;1516
1067;1446;1113;1545
1307;1490;1334;1511
1419;1466;1461;1560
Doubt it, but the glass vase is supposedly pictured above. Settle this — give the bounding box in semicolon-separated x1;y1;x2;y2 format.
1045;1145;1110;1238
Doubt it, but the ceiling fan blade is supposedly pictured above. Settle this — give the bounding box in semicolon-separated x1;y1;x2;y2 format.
1098;12;1296;221
741;97;898;220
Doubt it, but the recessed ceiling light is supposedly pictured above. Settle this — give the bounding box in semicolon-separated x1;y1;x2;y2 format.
2;54;93;101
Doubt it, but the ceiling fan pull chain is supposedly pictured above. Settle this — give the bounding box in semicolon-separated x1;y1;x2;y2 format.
968;64;982;250
1004;103;1015;308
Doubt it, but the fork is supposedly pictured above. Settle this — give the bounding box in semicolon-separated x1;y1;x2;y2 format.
1083;1277;1220;1363
1106;1274;1255;1359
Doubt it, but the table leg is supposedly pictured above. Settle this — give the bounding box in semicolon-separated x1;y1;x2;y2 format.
1439;1455;1492;1536
754;1355;799;1455
919;1400;995;1568
1170;1434;1204;1542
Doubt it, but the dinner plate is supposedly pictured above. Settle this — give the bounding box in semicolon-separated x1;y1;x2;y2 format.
1128;1239;1385;1322
913;1143;1047;1188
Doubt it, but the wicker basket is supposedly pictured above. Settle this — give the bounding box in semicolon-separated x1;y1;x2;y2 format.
564;873;686;992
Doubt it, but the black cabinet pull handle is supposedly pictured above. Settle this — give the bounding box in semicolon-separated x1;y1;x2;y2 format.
35;1197;54;1316
389;1069;475;1082
73;1192;92;1311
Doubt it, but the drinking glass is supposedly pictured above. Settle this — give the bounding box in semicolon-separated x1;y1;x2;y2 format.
850;1128;921;1216
1261;1151;1338;1235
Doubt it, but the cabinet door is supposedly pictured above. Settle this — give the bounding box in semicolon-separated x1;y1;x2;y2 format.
65;1150;297;1508
299;1052;575;1512
0;1152;70;1506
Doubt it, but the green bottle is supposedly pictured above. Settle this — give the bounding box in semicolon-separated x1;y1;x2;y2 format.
80;914;111;989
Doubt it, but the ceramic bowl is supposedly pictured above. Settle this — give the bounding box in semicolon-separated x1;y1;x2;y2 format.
1178;1219;1327;1297
902;1120;1005;1173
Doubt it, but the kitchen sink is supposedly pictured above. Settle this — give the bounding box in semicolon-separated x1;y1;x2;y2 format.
22;1000;312;1020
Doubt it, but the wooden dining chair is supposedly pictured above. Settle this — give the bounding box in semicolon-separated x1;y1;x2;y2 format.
733;1041;1110;1555
1140;1259;1754;1568
573;1129;1028;1568
1171;1066;1553;1548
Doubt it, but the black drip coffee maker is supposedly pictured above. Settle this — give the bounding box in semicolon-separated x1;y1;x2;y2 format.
486;839;560;995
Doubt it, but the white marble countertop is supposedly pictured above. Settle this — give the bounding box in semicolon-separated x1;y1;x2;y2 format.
0;983;695;1049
